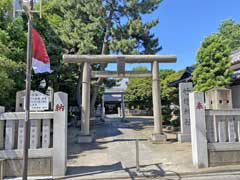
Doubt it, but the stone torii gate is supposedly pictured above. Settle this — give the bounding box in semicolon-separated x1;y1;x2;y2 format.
63;55;177;143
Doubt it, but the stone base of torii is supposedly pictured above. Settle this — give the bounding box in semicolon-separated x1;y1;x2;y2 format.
63;55;177;143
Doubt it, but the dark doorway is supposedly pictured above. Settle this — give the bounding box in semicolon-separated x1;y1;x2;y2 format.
105;102;121;114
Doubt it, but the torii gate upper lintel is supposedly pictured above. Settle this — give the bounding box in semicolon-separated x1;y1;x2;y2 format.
63;54;177;64
63;54;177;143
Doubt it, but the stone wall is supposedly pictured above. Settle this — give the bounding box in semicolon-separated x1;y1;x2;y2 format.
209;151;240;167
0;92;68;177
189;90;240;168
124;109;153;116
4;158;52;176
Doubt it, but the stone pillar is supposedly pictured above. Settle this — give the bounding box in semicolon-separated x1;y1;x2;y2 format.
79;62;93;143
81;62;90;135
17;120;24;149
101;94;105;119
0;106;5;150
5;120;16;150
29;119;41;149
42;119;51;148
151;61;166;142
15;90;25;112
121;94;125;119
53;92;68;176
46;87;54;110
189;92;208;168
178;82;193;142
15;91;24;149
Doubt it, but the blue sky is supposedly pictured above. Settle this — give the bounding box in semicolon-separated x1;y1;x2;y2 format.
107;0;240;71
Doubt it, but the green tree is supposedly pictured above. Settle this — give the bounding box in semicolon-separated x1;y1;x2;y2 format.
0;0;26;109
41;0;163;114
160;69;184;123
125;67;183;122
125;66;152;108
193;33;233;91
219;19;240;50
0;56;24;109
161;69;184;105
0;0;163;112
91;0;162;114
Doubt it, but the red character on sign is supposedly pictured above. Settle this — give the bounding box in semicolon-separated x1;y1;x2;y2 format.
196;102;203;110
55;104;64;111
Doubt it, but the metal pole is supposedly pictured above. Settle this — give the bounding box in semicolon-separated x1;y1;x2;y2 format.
22;1;33;179
136;139;140;172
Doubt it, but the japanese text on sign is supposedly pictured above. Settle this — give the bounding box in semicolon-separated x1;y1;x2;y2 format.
24;91;49;111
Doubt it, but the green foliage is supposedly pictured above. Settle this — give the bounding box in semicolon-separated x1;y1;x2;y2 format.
219;19;240;50
40;0;163;107
193;33;233;91
108;0;162;54
0;0;163;109
125;67;183;122
161;69;184;104
0;56;25;109
193;19;240;92
125;66;152;107
42;0;162;55
0;0;26;109
43;0;104;54
0;0;12;29
160;69;183;122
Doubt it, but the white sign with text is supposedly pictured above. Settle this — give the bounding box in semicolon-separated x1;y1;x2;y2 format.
24;91;49;111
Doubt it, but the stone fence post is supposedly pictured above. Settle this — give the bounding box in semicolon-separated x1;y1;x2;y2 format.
0;106;5;150
53;92;68;176
189;92;208;168
178;82;192;142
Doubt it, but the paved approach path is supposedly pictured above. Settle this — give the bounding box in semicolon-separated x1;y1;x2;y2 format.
59;116;240;180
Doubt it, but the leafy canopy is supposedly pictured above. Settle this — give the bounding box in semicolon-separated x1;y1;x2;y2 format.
0;0;163;109
219;19;240;51
0;0;26;109
125;66;152;107
125;66;183;122
193;19;240;91
193;33;232;91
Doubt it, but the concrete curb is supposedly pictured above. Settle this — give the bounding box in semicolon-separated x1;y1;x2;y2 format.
164;166;240;177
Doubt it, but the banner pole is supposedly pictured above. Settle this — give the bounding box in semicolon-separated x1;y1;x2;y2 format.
22;0;33;179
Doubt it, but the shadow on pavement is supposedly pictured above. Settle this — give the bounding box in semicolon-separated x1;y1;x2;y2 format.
67;117;154;155
65;117;181;179
55;162;126;180
54;162;182;180
124;163;182;180
97;138;148;144
67;162;123;175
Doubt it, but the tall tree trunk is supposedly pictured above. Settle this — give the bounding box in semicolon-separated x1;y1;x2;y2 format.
90;2;115;117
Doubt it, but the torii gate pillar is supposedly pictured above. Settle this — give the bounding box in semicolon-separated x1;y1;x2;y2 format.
79;62;93;143
151;61;167;142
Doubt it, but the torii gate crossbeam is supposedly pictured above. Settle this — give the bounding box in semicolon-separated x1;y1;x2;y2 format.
63;55;177;143
63;54;176;63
